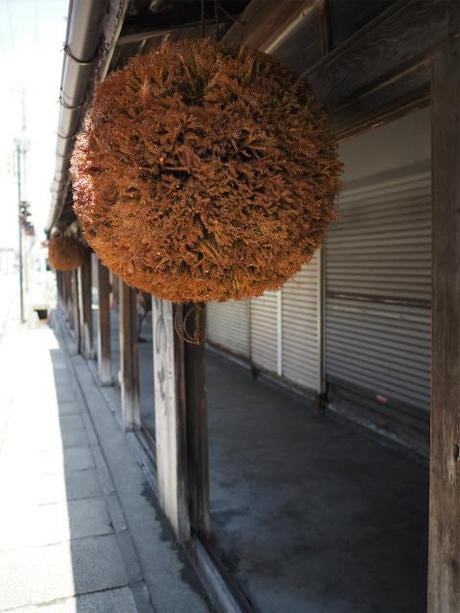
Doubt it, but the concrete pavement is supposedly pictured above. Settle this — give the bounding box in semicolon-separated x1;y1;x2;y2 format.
0;319;211;613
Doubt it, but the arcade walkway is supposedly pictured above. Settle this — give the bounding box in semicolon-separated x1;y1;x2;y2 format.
207;351;429;613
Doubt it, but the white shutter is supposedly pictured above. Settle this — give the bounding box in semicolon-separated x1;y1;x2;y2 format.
325;169;431;411
206;300;250;358
206;255;322;394
250;291;279;373
281;253;321;391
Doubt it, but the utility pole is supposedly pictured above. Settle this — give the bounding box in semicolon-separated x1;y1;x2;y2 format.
15;140;25;323
15;90;29;324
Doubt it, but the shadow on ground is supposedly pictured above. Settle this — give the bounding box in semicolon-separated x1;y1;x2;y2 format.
48;347;137;611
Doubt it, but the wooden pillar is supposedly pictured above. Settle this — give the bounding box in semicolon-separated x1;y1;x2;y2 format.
428;27;460;613
60;272;66;309
64;272;73;327
71;270;81;352
97;260;112;385
111;271;119;306
56;271;63;309
153;299;189;539
184;303;210;538
119;279;140;431
152;299;209;541
78;250;94;359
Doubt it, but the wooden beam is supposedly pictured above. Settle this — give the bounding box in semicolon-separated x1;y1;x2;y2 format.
332;60;431;140
305;0;447;109
222;0;310;50
224;0;449;138
117;19;223;45
153;299;190;540
428;29;460;613
78;249;94;359
119;280;140;431
119;1;246;40
97;260;112;386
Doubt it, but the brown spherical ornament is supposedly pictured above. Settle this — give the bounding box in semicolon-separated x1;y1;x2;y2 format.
71;39;341;302
48;236;85;271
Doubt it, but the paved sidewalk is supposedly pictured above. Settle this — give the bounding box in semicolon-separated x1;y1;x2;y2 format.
0;322;210;613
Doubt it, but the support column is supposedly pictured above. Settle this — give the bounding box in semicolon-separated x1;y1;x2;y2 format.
56;271;63;309
119;280;140;431
152;299;209;541
184;303;210;538
64;272;73;326
97;260;112;385
428;31;460;613
71;270;81;352
78;250;94;359
111;271;119;306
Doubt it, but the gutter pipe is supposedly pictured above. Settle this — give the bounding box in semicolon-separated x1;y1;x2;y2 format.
47;0;108;234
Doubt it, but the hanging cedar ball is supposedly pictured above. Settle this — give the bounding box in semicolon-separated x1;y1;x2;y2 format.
71;39;341;303
48;236;85;271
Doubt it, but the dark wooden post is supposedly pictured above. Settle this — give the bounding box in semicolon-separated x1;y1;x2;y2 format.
71;270;81;352
78;250;94;359
111;271;119;306
428;23;460;613
152;299;209;541
184;303;210;538
97;260;112;385
119;279;140;431
56;271;63;309
60;271;66;309
64;271;73;327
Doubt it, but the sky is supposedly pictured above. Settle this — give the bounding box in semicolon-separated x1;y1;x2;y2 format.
0;0;68;249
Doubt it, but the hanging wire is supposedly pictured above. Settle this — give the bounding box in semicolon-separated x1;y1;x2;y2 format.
174;302;205;345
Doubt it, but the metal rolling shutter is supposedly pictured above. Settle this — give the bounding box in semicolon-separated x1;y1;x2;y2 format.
206;300;250;358
282;253;321;391
325;169;431;412
250;291;279;373
207;255;321;394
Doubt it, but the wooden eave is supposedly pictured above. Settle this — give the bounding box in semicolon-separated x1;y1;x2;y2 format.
56;0;455;229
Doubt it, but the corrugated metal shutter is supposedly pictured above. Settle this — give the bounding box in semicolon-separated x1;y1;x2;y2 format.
250;291;279;373
206;300;250;358
282;253;321;390
207;254;322;394
325;169;431;411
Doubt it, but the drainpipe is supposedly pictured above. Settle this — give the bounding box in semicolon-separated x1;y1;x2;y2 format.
47;0;108;234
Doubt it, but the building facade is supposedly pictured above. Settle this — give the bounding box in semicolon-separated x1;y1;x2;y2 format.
48;1;460;611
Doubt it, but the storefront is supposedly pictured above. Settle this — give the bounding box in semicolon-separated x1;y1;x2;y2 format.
49;1;460;611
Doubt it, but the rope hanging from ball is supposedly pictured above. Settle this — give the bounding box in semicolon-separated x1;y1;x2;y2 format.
48;235;86;272
71;39;341;303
